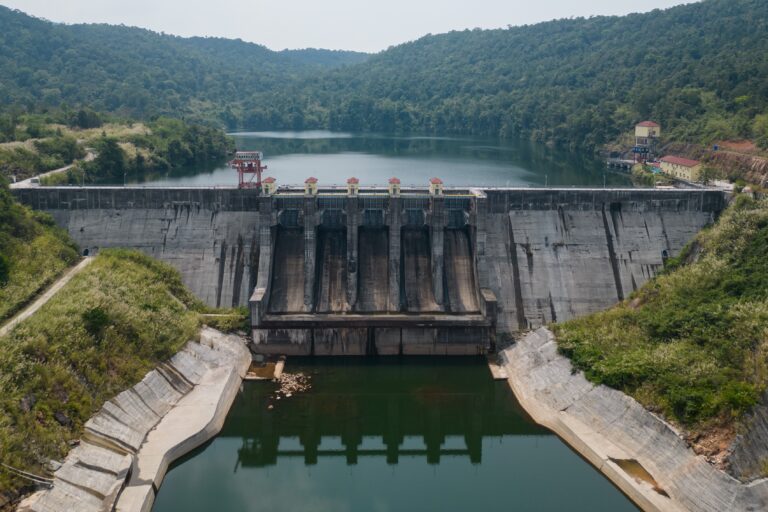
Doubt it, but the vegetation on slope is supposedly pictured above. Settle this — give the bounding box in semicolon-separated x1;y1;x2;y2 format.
0;181;79;322
555;195;768;432
42;117;234;185
2;0;768;148
0;112;233;184
0;249;203;497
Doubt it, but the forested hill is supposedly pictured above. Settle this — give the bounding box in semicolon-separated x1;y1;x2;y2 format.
2;0;768;148
0;5;367;122
313;0;768;148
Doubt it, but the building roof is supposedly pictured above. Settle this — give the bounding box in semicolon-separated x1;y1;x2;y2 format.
389;177;401;184
305;177;318;183
637;121;660;128
660;155;700;168
429;177;443;185
347;177;359;184
263;177;276;183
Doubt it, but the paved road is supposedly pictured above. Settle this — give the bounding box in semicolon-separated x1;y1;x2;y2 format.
10;151;95;189
0;257;93;338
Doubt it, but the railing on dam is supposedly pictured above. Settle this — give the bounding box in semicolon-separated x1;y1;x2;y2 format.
12;185;728;213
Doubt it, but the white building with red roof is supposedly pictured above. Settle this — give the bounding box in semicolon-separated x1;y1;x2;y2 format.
262;176;277;195
304;176;318;196
659;156;703;182
388;177;401;196
635;121;661;139
347;177;360;196
429;177;444;196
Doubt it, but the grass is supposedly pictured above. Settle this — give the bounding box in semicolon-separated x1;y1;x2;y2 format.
0;249;204;496
0;185;80;323
555;194;768;431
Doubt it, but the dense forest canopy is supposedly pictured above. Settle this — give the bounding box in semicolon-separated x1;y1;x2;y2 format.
1;0;768;148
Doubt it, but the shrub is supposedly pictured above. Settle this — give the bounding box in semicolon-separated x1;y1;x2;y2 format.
555;197;768;429
0;254;9;286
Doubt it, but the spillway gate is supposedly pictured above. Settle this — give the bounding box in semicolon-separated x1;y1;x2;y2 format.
250;188;496;356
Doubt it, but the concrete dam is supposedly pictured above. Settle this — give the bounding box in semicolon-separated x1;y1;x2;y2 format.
12;186;726;355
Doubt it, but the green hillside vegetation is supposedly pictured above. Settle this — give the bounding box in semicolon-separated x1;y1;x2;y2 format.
555;194;768;431
0;181;79;322
0;249;203;497
2;0;768;148
0;111;87;181
0;112;232;184
42;117;233;185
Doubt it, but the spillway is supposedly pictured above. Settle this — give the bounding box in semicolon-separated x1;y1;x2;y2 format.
402;229;440;313
356;228;388;312
444;229;479;313
268;229;305;313
314;229;349;313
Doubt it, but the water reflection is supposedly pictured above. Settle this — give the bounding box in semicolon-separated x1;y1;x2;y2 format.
131;132;632;188
153;358;638;512
228;358;541;468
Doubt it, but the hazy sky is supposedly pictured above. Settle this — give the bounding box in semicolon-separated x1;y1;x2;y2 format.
3;0;695;53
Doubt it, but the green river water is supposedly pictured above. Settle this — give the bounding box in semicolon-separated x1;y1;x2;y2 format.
153;358;637;512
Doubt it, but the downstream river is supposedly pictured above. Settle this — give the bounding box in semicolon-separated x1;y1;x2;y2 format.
153;358;636;512
136;131;632;187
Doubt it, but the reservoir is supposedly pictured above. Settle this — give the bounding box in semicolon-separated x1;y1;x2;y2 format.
134;131;632;187
153;358;637;511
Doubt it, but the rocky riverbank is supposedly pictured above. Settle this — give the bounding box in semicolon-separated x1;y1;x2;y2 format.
501;328;768;512
17;327;250;512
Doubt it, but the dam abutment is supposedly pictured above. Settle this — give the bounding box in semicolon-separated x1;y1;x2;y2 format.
12;186;726;355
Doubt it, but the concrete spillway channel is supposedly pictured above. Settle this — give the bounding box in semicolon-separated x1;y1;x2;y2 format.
356;228;389;312
268;229;305;314
18;328;251;512
402;228;441;312
315;229;350;313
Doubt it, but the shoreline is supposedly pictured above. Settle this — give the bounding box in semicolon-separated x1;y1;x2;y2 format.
501;328;768;512
18;327;251;512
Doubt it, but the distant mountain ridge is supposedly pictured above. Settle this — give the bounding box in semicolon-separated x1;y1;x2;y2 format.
0;5;367;121
1;0;768;148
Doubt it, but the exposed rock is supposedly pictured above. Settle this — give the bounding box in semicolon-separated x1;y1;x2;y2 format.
53;412;72;428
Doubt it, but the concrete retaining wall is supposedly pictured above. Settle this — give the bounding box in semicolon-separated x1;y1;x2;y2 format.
502;328;768;512
18;328;251;512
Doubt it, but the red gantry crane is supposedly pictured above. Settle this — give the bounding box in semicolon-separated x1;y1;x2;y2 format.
229;151;267;190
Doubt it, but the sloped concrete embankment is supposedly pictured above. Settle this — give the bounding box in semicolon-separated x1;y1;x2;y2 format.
18;328;251;512
501;328;768;512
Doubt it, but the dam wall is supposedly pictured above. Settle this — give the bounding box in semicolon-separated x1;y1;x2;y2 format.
12;186;726;355
477;188;723;332
12;188;262;308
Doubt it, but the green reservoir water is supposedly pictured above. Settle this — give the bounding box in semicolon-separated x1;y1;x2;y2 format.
136;131;632;188
153;358;637;512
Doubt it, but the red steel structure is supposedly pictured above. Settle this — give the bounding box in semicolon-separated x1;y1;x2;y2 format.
230;151;267;189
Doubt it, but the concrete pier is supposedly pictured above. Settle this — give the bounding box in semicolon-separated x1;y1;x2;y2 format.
12;186;727;356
